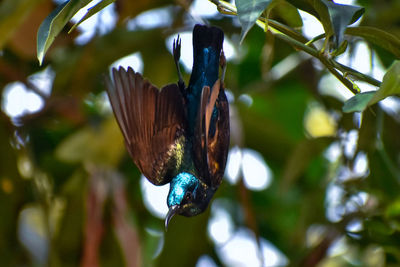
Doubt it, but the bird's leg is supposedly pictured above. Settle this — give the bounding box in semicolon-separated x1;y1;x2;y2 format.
173;35;185;91
220;50;227;85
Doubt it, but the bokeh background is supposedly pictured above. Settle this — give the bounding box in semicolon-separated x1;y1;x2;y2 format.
1;0;400;266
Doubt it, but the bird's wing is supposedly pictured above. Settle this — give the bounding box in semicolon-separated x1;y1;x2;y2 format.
194;79;230;188
106;67;186;185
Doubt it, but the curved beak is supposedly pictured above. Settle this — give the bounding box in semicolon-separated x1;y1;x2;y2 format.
165;205;179;230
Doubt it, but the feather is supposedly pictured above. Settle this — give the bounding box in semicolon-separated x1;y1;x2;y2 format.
194;79;230;188
106;67;187;185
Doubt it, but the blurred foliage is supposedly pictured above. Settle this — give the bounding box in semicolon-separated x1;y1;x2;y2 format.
1;0;400;266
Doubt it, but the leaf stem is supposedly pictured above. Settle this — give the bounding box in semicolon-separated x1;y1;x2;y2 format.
305;33;325;46
331;60;382;87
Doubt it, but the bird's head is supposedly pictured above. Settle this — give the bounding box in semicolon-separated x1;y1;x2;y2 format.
165;172;213;228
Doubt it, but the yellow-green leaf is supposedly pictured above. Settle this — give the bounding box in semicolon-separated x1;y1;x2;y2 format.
37;0;92;65
346;26;400;59
68;0;115;34
370;61;400;105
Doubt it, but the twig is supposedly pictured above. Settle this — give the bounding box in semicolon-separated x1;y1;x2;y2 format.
25;80;49;100
209;0;382;94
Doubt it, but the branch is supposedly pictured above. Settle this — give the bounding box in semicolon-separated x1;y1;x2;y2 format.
209;0;382;94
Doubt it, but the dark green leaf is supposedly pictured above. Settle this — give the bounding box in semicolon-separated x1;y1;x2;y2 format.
330;39;348;57
342;91;375;113
312;0;334;39
37;0;92;65
68;0;115;33
286;0;319;18
235;0;272;42
272;1;303;28
317;0;364;47
364;218;395;236
346;26;400;58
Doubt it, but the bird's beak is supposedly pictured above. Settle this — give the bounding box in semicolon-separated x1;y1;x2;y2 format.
165;205;179;230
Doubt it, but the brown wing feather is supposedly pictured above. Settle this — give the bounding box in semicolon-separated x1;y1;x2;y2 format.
194;80;230;188
208;84;230;188
106;67;186;185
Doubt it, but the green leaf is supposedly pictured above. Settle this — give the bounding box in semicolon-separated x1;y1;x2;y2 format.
312;0;334;39
342;61;400;113
364;218;395;236
385;198;400;219
36;0;92;65
68;0;115;34
330;39;348;57
285;0;319;18
346;26;400;58
272;1;303;28
342;91;375;113
0;0;44;49
235;0;272;42
316;0;364;48
370;61;400;105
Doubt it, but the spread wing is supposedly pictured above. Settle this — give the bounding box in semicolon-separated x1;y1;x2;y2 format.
194;79;230;188
106;67;186;185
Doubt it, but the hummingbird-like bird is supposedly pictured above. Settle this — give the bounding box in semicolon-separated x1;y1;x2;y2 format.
106;24;229;228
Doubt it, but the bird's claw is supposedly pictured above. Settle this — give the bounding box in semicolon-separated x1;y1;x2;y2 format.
173;35;185;91
173;35;182;64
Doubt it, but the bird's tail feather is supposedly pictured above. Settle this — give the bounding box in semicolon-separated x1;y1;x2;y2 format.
189;24;224;90
192;24;224;57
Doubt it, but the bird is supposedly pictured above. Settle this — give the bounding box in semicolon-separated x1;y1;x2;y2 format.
106;24;230;228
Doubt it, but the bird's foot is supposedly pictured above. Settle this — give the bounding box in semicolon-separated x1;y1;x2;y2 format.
173;35;181;63
173;35;185;89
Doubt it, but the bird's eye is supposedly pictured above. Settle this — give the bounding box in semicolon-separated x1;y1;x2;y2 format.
184;191;193;202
